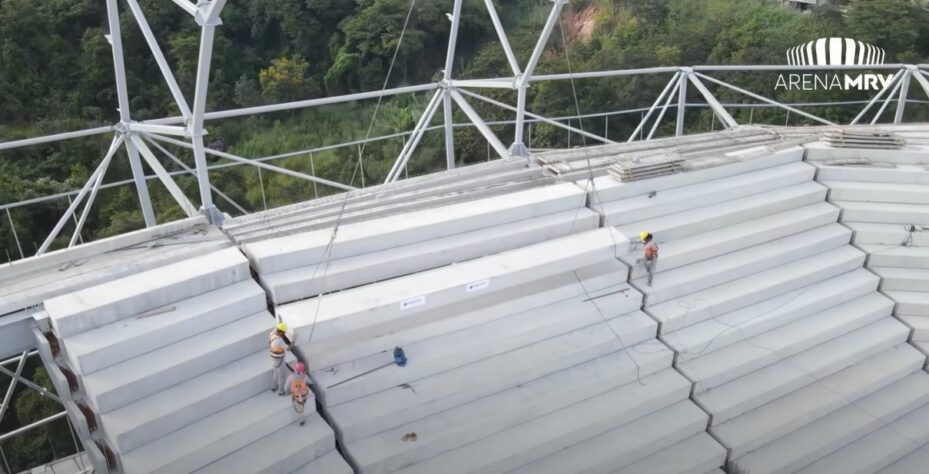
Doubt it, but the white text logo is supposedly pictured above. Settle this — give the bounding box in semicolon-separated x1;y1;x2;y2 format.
776;37;892;91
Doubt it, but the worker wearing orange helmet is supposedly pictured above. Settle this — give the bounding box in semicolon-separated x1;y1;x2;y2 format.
639;231;658;286
286;362;311;426
270;322;292;395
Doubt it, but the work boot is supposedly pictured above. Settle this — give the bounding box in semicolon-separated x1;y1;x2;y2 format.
278;391;286;396
300;421;305;426
270;387;277;393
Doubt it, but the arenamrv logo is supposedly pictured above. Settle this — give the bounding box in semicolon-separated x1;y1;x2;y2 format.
775;37;893;91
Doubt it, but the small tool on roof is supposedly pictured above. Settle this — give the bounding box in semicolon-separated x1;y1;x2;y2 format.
327;346;407;389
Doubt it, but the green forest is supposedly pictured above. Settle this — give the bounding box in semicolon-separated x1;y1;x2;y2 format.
2;0;929;260
1;0;929;470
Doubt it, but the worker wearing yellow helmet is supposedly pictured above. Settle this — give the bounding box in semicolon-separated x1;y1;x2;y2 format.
639;231;659;286
269;321;292;395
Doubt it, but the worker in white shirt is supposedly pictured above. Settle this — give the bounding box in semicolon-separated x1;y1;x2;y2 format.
269;322;291;395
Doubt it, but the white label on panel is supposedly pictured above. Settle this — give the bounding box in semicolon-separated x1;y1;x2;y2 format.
466;279;490;293
400;296;426;310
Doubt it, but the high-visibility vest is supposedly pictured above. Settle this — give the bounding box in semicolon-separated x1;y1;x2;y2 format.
292;375;309;404
269;331;287;359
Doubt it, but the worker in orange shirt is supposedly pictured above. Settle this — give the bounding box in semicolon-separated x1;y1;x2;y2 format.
287;362;311;426
639;231;658;286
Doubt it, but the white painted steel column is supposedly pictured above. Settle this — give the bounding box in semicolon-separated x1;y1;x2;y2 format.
512;0;567;157
894;69;912;124
188;0;227;223
443;0;463;170
105;0;156;226
675;68;688;136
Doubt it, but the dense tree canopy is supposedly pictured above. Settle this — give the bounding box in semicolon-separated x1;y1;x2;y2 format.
0;0;928;262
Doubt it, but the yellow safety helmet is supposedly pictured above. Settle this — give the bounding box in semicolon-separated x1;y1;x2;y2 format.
639;231;650;242
277;322;287;332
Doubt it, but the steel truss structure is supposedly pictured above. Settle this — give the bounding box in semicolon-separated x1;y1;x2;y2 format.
0;350;85;474
0;0;927;261
3;1;929;469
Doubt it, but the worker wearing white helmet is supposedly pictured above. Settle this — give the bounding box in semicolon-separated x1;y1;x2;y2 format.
639;231;658;286
269;322;291;395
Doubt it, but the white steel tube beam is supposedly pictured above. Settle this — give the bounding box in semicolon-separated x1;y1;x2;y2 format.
851;68;904;125
0;412;67;443
387;101;443;182
449;90;511;159
0;126;114;151
38;136;124;255
530;66;680;82
105;0;131;126
694;64;904;72
143;136;248;214
146;134;357;191
0;366;59;403
130;135;199;217
128;123;189;137
514;0;567;152
911;69;929;99
443;0;463;82
648;74;682;140
871;73;906;124
894;69;912;124
6;209;24;259
675;71;688;136
628;72;680;142
513;86;529;153
443;91;456;170
68;149;114;248
459;88;616;144
687;73;738;129
125;140;157;226
188;4;223;219
449;79;514;89
124;0;192;119
482;0;521;76
68;177;103;248
694;72;836;125
0;351;27;423
443;0;464;171
146;84;439;125
451;78;515;89
169;0;198;16
0;351;38;367
105;0;156;227
387;90;443;182
523;0;567;80
203;0;226;23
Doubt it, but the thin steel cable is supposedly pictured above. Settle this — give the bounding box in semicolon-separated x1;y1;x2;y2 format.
557;13;646;385
304;0;418;346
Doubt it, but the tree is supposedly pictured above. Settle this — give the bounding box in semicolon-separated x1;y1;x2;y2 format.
3;368;77;473
259;56;319;102
846;0;929;59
